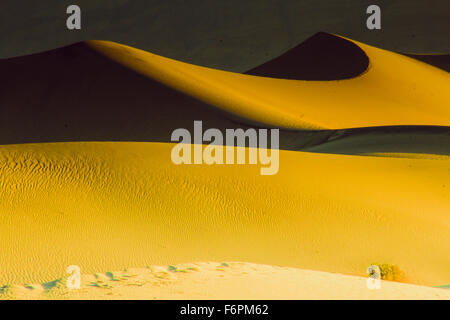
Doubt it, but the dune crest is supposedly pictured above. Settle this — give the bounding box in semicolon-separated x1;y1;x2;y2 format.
88;37;450;130
1;34;449;139
245;32;370;80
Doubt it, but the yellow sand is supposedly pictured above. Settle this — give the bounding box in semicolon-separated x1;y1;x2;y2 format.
3;262;449;300
87;38;450;130
1;36;449;299
0;142;448;288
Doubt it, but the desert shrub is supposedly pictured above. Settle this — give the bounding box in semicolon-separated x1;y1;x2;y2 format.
0;285;10;295
42;278;62;291
371;263;405;281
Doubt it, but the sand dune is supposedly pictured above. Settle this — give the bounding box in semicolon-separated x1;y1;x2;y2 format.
0;142;448;287
245;32;370;80
1;33;449;137
3;262;449;300
0;34;449;299
88;36;450;130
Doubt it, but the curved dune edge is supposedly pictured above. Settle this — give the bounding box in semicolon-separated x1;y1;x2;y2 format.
0;142;448;286
86;35;450;130
301;126;450;159
357;153;450;160
245;32;370;80
1;34;449;147
2;262;449;300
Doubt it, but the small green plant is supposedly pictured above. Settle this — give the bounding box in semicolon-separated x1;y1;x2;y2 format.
220;263;230;267
168;265;187;273
0;285;11;295
42;279;62;292
89;281;102;288
24;284;35;290
89;281;112;289
105;272;119;281
168;265;177;272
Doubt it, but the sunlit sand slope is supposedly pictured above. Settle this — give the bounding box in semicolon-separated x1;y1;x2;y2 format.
87;34;450;129
0;142;448;286
3;262;450;300
1;33;449;138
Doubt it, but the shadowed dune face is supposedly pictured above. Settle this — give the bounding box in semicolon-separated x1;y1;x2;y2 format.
0;43;330;151
301;126;450;158
0;43;248;145
245;32;370;80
